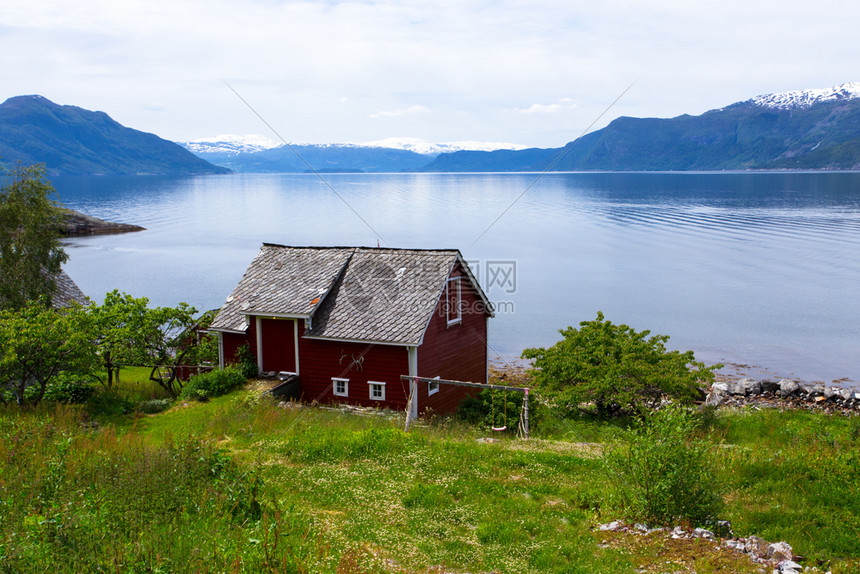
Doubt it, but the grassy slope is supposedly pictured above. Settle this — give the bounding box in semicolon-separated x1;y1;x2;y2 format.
1;388;858;573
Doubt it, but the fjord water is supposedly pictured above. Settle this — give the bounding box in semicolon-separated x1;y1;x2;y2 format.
53;172;860;385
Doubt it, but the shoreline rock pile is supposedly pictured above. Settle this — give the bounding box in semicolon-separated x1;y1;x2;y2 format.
596;521;829;574
705;378;860;413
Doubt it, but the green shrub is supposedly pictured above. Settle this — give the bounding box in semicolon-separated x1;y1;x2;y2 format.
603;404;723;527
523;312;719;417
179;366;246;401
42;373;97;404
231;344;259;379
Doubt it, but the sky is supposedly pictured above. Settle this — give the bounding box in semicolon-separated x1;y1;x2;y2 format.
1;0;859;148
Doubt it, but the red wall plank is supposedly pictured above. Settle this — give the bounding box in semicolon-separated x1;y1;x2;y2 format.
417;261;490;415
297;322;411;410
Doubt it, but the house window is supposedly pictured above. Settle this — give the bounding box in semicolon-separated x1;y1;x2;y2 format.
368;381;386;401
428;376;441;396
446;276;461;325
332;378;349;397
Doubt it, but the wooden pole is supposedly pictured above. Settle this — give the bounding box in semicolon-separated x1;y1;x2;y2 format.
523;388;530;439
400;375;528;394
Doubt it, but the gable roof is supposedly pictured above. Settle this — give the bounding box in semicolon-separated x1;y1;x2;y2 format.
210;244;493;345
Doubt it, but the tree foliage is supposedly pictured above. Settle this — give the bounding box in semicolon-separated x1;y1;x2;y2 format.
88;290;200;395
0;163;68;310
0;300;96;406
522;312;719;417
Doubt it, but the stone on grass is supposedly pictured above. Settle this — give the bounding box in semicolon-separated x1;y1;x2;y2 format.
778;559;803;574
839;389;854;401
598;521;622;531
744;535;770;556
712;382;730;394
779;379;800;396
768;541;794;561
693;527;715;539
824;386;841;400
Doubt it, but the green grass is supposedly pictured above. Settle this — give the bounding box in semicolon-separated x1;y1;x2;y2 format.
1;393;858;573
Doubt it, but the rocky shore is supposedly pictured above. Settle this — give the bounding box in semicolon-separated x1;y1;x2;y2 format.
597;521;827;574
59;208;145;236
705;377;860;414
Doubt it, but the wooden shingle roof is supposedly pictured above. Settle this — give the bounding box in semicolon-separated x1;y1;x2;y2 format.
52;269;87;308
210;244;492;345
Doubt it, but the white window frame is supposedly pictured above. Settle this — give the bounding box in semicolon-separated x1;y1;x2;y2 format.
446;276;461;326
332;377;349;397
428;375;440;396
368;381;386;401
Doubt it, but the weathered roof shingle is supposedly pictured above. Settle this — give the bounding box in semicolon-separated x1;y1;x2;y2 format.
210;244;489;345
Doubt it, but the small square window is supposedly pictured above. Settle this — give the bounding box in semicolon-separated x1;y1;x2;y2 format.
332;378;349;397
368;381;386;401
428;376;440;396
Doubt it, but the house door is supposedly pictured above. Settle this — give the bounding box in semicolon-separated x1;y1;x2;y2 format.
259;318;297;373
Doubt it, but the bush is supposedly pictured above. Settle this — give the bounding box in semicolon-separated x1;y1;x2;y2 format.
42;373;97;404
603;404;723;527
522;312;719;417
179;366;246;401
231;344;259;379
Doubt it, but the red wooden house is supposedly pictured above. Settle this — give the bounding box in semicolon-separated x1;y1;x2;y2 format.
209;244;494;417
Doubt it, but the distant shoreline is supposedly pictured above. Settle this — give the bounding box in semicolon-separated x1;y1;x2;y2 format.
59;208;145;236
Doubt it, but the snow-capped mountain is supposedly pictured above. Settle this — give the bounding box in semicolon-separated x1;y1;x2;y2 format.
179;134;284;155
178;134;527;157
358;137;527;155
750;82;860;110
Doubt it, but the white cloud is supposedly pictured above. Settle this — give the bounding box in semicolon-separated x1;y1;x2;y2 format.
0;0;858;146
516;98;577;114
370;105;431;119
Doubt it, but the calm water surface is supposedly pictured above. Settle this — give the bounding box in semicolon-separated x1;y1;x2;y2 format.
51;172;860;386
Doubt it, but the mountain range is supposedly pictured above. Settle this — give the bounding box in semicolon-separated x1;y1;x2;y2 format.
183;83;860;173
0;95;229;176
177;135;526;173
419;83;860;172
2;84;859;175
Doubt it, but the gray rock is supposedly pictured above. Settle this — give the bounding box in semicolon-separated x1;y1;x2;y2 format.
839;388;854;401
768;541;794;561
760;380;781;393
798;382;824;396
727;380;747;395
824;386;841;400
712;382;730;394
705;389;728;407
779;379;800;396
671;526;687;539
744;535;770;556
693;527;715;539
598;520;622;531
741;378;763;395
777;559;803;574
